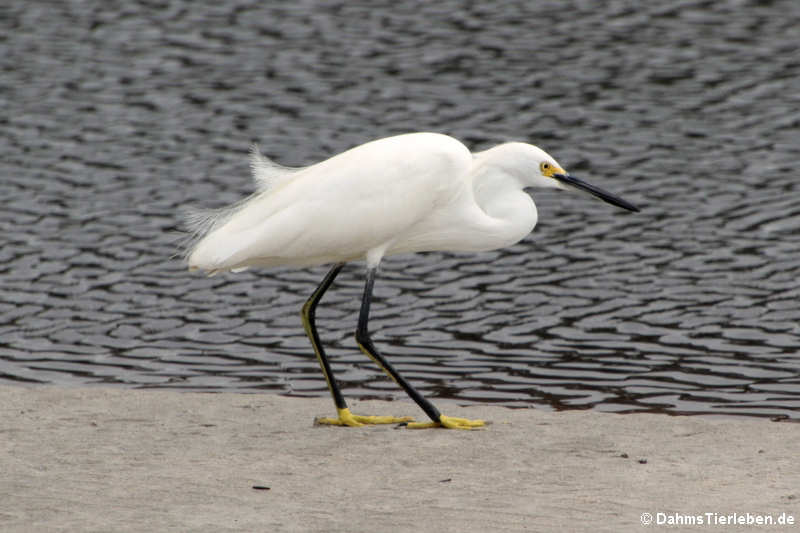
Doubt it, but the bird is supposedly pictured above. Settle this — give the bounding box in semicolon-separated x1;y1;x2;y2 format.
184;132;639;429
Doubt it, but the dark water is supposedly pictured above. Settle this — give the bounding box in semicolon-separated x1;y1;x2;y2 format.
2;1;799;420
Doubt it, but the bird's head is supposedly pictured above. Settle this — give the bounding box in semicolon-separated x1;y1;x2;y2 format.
497;142;640;213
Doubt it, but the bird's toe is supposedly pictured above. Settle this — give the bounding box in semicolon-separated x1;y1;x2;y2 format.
406;414;485;430
315;408;413;427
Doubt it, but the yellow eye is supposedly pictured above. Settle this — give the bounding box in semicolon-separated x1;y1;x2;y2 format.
540;162;552;175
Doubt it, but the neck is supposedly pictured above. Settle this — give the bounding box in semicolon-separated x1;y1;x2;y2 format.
468;148;538;248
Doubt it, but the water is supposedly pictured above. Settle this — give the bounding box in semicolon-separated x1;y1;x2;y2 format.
2;0;799;420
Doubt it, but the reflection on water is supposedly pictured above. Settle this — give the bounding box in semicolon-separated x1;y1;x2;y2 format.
1;0;799;420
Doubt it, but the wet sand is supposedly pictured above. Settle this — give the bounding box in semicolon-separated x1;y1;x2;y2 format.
1;386;797;532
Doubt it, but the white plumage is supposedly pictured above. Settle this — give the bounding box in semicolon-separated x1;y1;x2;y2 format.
184;132;600;274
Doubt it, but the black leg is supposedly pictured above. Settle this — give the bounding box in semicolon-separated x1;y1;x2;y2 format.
355;266;443;424
301;262;347;410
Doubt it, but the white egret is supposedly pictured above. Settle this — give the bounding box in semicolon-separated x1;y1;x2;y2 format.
185;132;639;429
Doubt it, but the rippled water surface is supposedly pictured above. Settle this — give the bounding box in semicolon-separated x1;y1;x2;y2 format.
2;0;800;420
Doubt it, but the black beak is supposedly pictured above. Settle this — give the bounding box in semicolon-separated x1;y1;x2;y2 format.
552;174;639;212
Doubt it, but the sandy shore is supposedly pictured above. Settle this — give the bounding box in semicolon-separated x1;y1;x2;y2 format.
1;386;797;532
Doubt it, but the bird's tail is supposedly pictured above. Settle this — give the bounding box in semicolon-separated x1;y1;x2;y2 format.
178;144;304;273
179;196;252;266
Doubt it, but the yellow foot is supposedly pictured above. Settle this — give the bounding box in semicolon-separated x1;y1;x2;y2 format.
407;414;486;430
315;407;414;427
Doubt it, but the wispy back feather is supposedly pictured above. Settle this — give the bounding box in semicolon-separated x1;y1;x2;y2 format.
249;144;304;192
180;145;305;264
